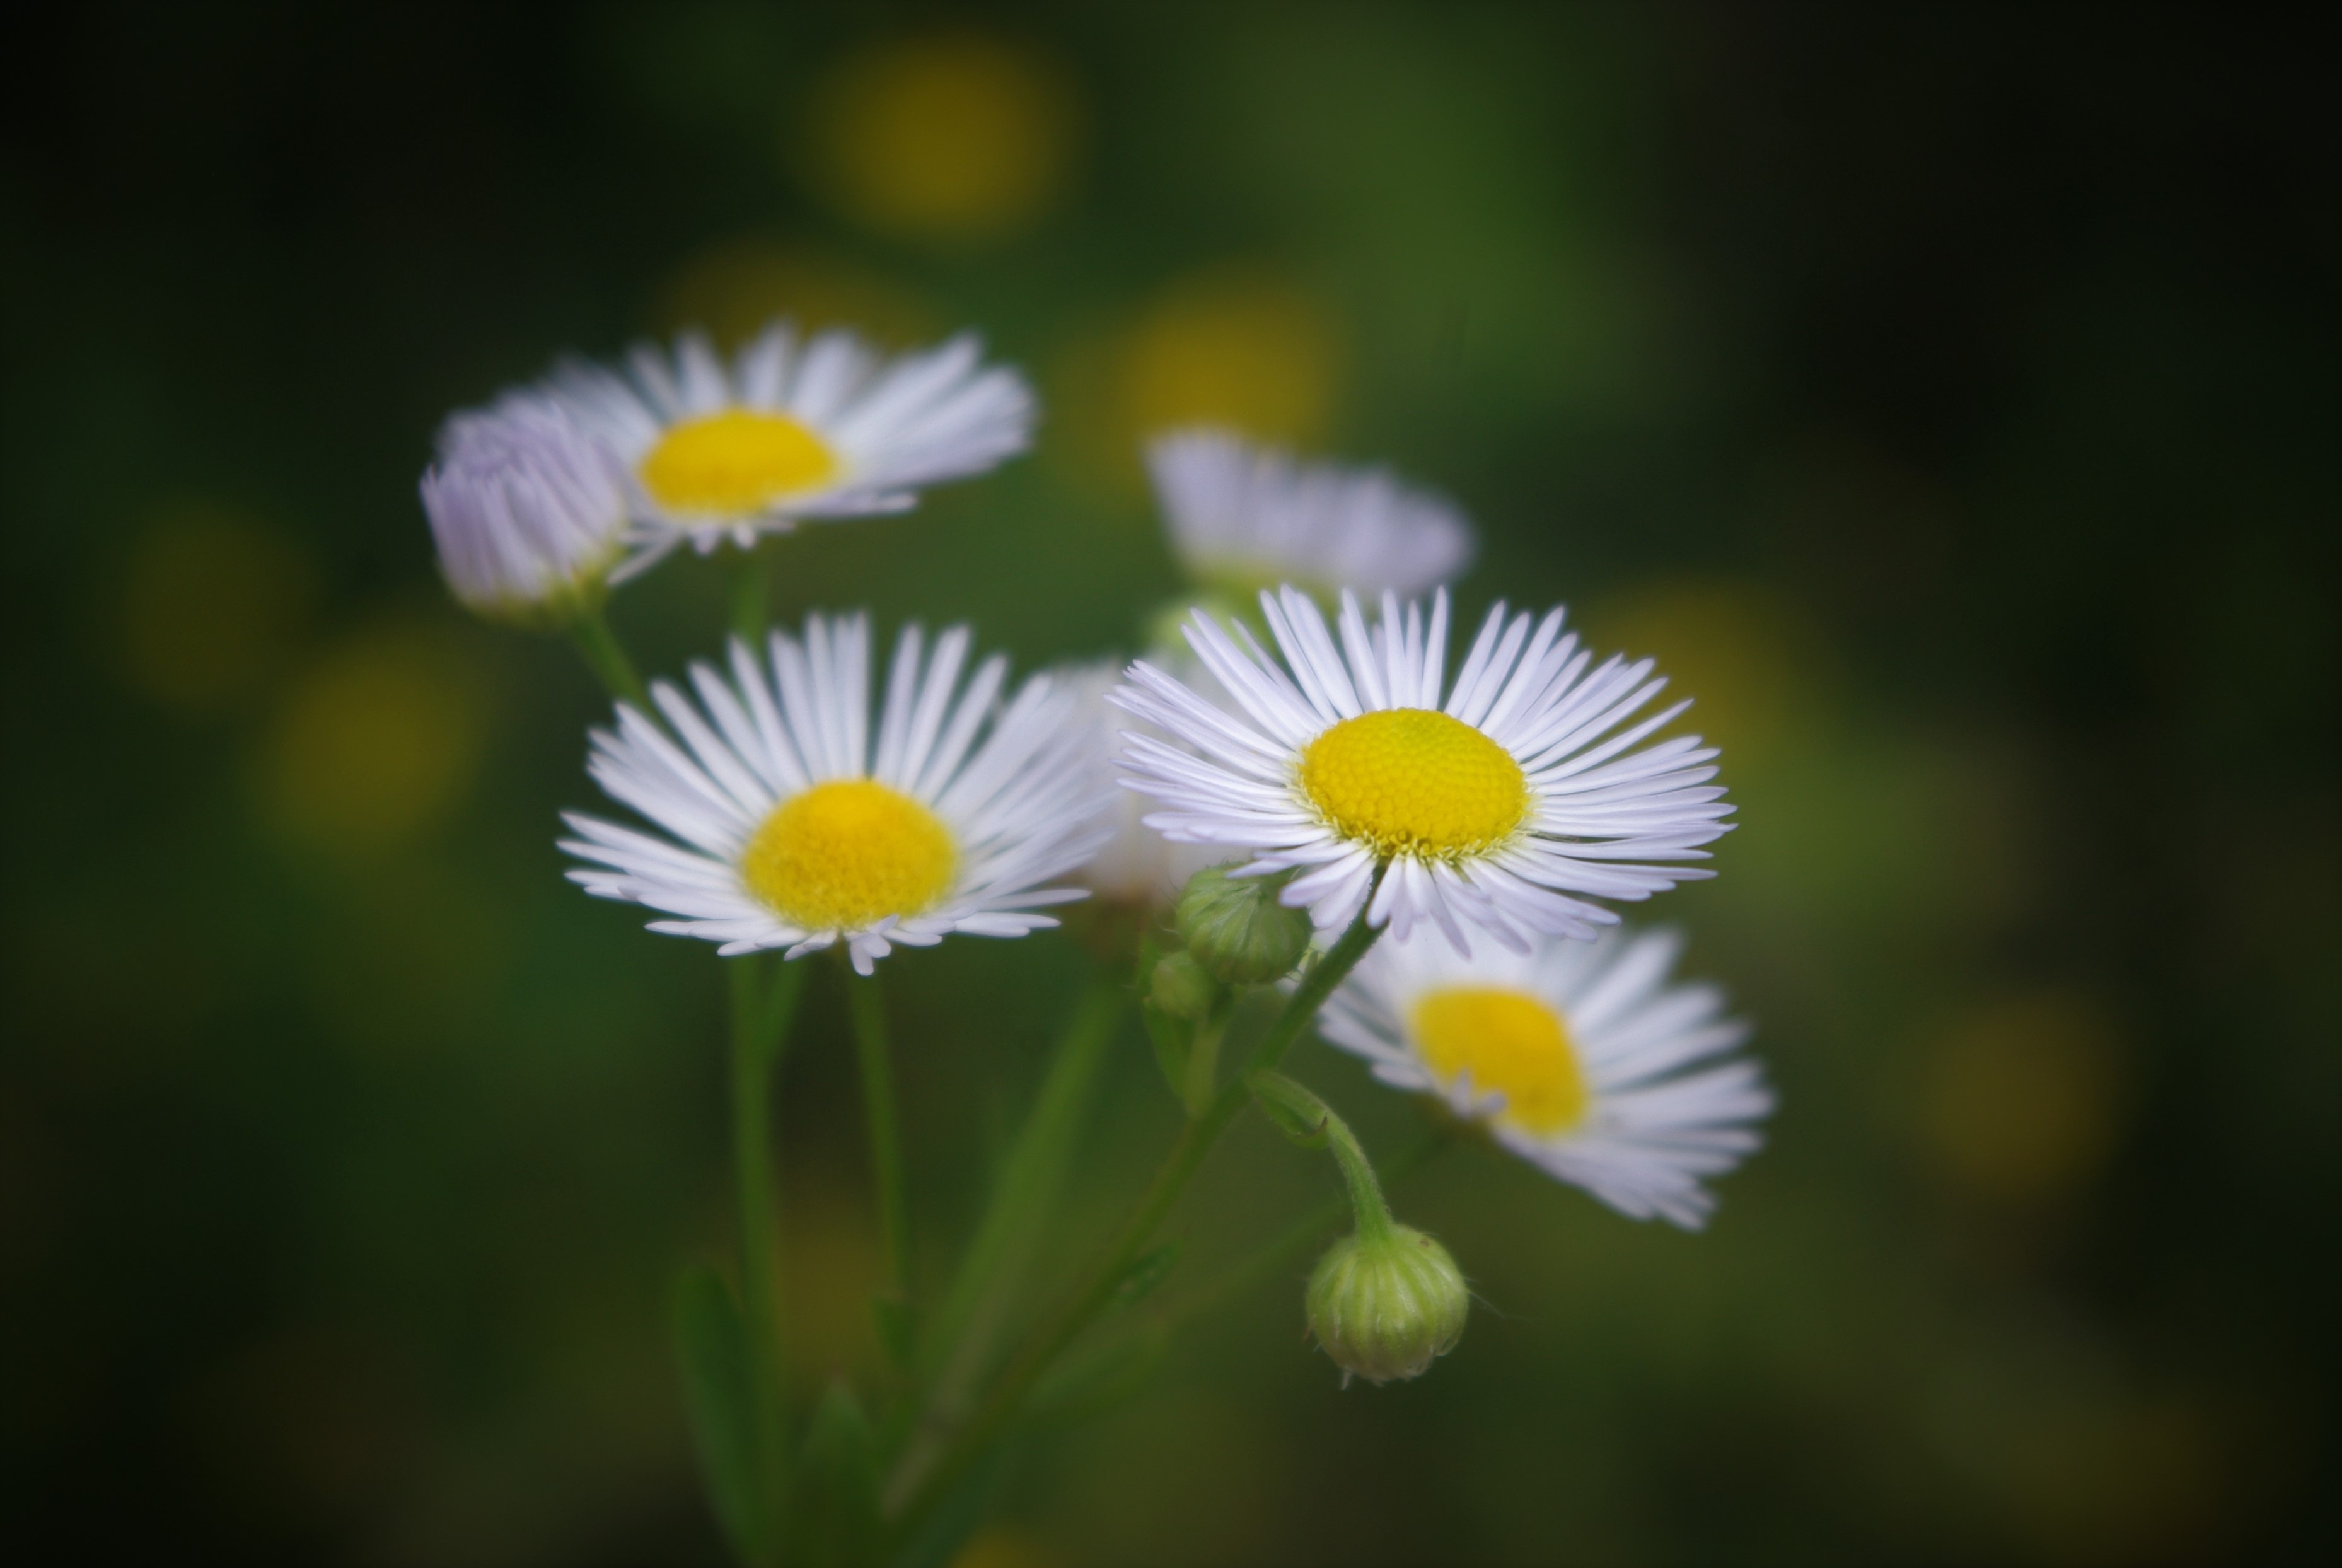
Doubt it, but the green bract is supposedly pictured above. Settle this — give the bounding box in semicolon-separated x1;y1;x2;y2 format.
1306;1225;1470;1386
1174;864;1313;987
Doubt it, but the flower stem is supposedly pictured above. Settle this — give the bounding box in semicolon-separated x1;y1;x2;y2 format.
1154;1126;1447;1335
728;545;768;644
891;883;1386;1538
849;968;912;1313
569;600;652;712
729;955;804;1512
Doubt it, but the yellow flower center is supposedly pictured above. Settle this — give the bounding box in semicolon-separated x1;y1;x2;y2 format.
739;779;956;932
638;409;841;516
1410;987;1591;1135
1299;708;1528;859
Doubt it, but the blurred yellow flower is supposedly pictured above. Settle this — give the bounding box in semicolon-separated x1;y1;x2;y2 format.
1920;990;2126;1203
654;240;934;351
1048;269;1343;501
258;621;487;857
1121;269;1339;447
809;33;1078;245
115;501;318;716
949;1527;1060;1568
1583;580;1837;772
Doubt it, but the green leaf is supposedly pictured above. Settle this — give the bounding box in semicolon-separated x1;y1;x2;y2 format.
1028;1325;1172;1428
922;979;1123;1387
1108;1241;1181;1311
1142;1000;1193;1103
871;1291;917;1371
796;1378;882;1568
671;1265;777;1566
1246;1069;1331;1149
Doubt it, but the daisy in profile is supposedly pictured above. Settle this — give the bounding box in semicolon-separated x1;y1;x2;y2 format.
562;613;1107;974
544;320;1035;578
1318;926;1770;1227
420;393;629;625
1111;587;1731;955
1149;427;1474;600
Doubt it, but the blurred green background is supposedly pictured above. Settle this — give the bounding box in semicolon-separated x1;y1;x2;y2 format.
3;4;2333;1563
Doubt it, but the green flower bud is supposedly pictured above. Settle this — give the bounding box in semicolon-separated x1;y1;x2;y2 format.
1174;864;1312;987
1306;1225;1468;1386
1148;950;1220;1021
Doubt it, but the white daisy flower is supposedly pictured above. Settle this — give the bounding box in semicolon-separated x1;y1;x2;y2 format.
1149;427;1475;598
1319;926;1771;1228
562;613;1109;975
1111;587;1732;955
1055;659;1219;907
420;393;629;625
545;320;1036;578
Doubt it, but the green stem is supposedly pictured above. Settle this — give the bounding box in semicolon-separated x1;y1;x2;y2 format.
729;955;804;1513
729;544;768;644
1031;1125;1447;1413
891;879;1386;1537
569;600;651;712
849;967;911;1311
1181;1002;1230;1119
1318;1095;1396;1243
1157;1126;1446;1335
884;973;1125;1511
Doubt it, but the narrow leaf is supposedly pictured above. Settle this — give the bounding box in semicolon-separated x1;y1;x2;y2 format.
1142;1001;1193;1103
872;1291;917;1371
671;1265;777;1565
796;1378;882;1568
1027;1325;1172;1429
1108;1241;1181;1311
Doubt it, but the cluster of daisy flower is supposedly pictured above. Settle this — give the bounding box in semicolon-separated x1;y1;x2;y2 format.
420;311;1771;1540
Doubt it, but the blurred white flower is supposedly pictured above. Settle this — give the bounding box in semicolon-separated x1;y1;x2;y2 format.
420;394;628;625
1149;426;1474;598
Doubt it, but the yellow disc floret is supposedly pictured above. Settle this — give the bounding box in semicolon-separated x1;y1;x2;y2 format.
638;409;841;516
1299;708;1528;859
1410;987;1592;1135
740;779;956;932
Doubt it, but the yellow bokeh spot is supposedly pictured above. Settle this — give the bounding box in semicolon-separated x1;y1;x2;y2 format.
948;1528;1060;1568
117;501;318;714
1582;579;1839;770
1411;987;1591;1135
1300;709;1527;859
741;779;956;931
260;624;485;856
812;33;1077;244
654;240;934;351
638;409;840;516
1922;990;2125;1202
1122;270;1338;446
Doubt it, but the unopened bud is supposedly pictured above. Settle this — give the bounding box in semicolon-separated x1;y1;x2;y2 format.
1174;864;1311;987
1306;1226;1468;1386
1148;951;1219;1021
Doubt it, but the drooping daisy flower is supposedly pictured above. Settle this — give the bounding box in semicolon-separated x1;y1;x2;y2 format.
562;613;1108;974
545;320;1035;578
1055;659;1218;907
1319;926;1770;1228
420;393;629;625
1111;587;1732;955
1149;427;1474;599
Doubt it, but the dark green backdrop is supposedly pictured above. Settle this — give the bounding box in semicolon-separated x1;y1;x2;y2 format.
3;4;2332;1563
